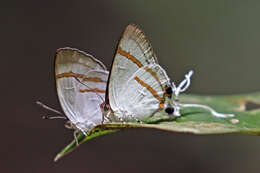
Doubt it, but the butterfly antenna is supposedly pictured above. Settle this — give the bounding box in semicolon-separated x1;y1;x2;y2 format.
74;77;105;102
36;101;68;120
36;101;63;115
42;115;68;120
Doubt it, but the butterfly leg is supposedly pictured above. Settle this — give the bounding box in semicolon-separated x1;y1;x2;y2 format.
101;112;112;124
100;103;112;124
101;113;105;124
73;130;79;146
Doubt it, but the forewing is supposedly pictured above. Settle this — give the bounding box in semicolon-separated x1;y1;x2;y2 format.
55;48;108;131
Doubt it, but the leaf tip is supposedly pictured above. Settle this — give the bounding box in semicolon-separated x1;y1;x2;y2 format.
54;154;62;162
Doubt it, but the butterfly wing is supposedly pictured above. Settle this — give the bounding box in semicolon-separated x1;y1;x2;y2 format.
106;24;171;120
55;48;108;132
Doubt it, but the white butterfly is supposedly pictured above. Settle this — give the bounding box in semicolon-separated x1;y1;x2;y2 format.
104;24;234;122
54;48;109;137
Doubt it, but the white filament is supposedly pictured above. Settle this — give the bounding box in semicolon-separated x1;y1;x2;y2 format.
171;70;234;118
179;103;234;118
172;70;193;98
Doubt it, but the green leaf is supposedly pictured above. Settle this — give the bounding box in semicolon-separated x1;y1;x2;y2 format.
54;92;260;161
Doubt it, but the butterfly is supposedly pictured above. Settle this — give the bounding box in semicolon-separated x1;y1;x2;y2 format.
54;48;109;137
104;24;234;121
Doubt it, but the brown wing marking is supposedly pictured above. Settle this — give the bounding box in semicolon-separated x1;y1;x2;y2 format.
56;71;106;83
143;66;164;89
117;46;143;68
134;76;165;110
118;46;164;89
56;71;85;79
79;88;106;93
82;77;104;82
117;45;167;110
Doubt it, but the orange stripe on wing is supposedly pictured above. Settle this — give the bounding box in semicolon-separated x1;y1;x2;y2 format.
118;47;166;103
117;46;143;68
144;67;163;89
56;71;85;79
134;76;164;103
79;88;106;93
117;47;163;90
159;103;164;109
82;77;104;82
57;71;105;83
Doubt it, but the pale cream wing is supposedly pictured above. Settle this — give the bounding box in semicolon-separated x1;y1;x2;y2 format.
55;47;108;132
107;24;171;120
117;64;171;120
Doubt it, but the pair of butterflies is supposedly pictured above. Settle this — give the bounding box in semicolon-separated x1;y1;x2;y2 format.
54;24;233;136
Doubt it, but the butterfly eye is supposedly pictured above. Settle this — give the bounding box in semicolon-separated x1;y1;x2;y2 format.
165;107;174;115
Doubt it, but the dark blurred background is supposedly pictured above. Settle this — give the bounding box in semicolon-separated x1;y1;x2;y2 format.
2;0;260;172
